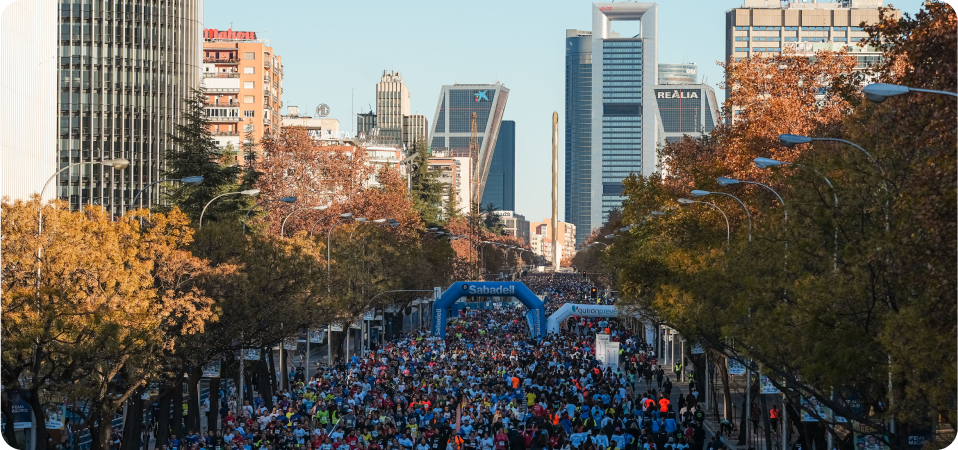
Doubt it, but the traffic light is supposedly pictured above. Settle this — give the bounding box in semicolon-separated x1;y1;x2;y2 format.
582;272;588;279
590;286;598;299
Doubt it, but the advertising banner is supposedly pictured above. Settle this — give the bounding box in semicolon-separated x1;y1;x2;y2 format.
727;358;746;376
309;330;324;344
760;375;780;394
242;349;261;361
283;339;298;350
854;421;890;450
9;392;32;429
800;396;826;421
331;323;344;332
605;342;620;371
691;343;705;354
363;311;375;321
202;359;221;378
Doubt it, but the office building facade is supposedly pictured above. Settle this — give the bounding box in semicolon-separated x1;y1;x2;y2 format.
2;0;58;202
357;111;376;138
402;114;429;149
590;2;659;228
55;0;202;214
725;0;899;102
481;120;515;212
652;84;720;144
202;29;282;163
495;210;530;245
658;63;697;84
529;219;576;266
376;70;410;145
565;29;594;245
429;83;509;211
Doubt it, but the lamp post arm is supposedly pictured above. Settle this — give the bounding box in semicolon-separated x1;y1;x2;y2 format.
40;161;89;203
909;87;958;98
199;191;242;229
309;213;337;236
131;178;179;208
282;206;317;237
740;180;787;223
693;200;730;245
244;199;274;235
712;192;752;242
811;138;882;175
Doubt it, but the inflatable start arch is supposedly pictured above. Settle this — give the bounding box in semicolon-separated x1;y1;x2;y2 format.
431;282;546;339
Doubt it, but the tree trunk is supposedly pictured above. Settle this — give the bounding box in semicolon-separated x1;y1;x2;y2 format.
760;394;773;450
280;348;289;392
120;387;145;450
785;399;806;450
255;351;273;410
2;393;20;448
155;388;171;447
88;409;112;450
25;388;48;450
266;345;277;394
207;377;220;433
719;356;733;420
738;397;748;445
186;366;202;435
170;379;184;439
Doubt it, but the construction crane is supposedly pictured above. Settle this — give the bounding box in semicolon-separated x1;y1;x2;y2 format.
469;112;479;280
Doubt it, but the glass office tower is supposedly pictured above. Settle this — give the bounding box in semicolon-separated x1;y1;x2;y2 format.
480;120;515;212
565;29;593;246
590;2;658;227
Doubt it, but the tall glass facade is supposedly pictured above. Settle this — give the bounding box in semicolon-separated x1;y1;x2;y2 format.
657;63;697;84
429;84;509;211
600;39;643;214
565;30;592;245
652;84;719;143
480;120;515;212
56;0;202;216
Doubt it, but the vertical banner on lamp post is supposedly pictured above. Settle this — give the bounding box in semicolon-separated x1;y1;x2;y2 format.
691;343;705;354
605;342;620;371
202;360;221;378
309;331;324;344
727;358;746;376
760;375;780;394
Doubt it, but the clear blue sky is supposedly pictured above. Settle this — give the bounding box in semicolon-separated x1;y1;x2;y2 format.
204;0;928;225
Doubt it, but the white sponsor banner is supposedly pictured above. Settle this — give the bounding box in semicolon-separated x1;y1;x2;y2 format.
350;323;361;329
605;342;620;371
331;323;344;332
283;339;297;350
243;349;261;360
364;311;375;320
800;396;826;422
760;375;780;394
309;330;324;343
691;343;705;354
202;360;221;378
727;358;746;376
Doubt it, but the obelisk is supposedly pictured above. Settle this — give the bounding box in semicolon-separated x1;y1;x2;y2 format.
551;111;559;271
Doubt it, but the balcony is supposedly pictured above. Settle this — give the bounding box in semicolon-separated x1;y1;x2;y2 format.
206;87;240;94
264;61;271;68
212;131;238;137
203;72;240;78
204;57;239;64
208;115;240;123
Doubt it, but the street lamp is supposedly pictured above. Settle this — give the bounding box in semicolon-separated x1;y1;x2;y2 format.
691;190;752;242
281;204;330;237
678;198;730;245
325;211;354;366
716;176;787;222
131;176;204;208
862;83;957;103
604;234;615;240
243;196;296;235
198;189;261;228
778;134;883;174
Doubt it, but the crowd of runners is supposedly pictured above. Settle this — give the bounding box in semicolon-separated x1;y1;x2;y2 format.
152;273;718;450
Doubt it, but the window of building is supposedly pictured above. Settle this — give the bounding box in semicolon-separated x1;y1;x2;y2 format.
834;37;848;42
752;37;781;41
784;26;799;31
735;47;749;52
243;52;255;60
851;27;866;31
244;95;254;104
244;81;254;89
801;37;827;42
244;67;254;74
784;37;799;42
834;26;848;31
244;110;255;117
751;26;781;31
801;26;828;31
754;47;781;52
735;36;747;41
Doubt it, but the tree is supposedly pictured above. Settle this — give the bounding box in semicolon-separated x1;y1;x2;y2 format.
162;88;256;224
408;139;445;227
482;203;505;235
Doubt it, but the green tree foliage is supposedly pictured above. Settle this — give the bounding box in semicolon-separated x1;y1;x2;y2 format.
481;202;505;235
409;139;445;226
162;88;257;224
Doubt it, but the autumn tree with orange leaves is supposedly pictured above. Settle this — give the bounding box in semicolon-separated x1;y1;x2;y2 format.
602;3;956;449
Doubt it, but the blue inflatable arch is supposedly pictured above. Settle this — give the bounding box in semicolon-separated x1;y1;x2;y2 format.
431;281;546;339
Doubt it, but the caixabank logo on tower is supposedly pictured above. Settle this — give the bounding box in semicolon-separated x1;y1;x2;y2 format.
462;284;515;295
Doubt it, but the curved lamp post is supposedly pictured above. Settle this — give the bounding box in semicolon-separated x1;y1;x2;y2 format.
243;196;296;235
678;198;730;245
691;190;752;242
717;176;787;223
281;205;329;237
199;189;261;228
862;83;957;103
131;176;204;208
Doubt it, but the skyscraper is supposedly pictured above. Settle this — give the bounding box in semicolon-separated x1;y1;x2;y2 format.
565;29;593;245
481;120;515;212
725;0;899;102
429;83;509;213
55;0;202;215
652;84;720;144
658;63;698;85
589;3;659;228
376;70;410;145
